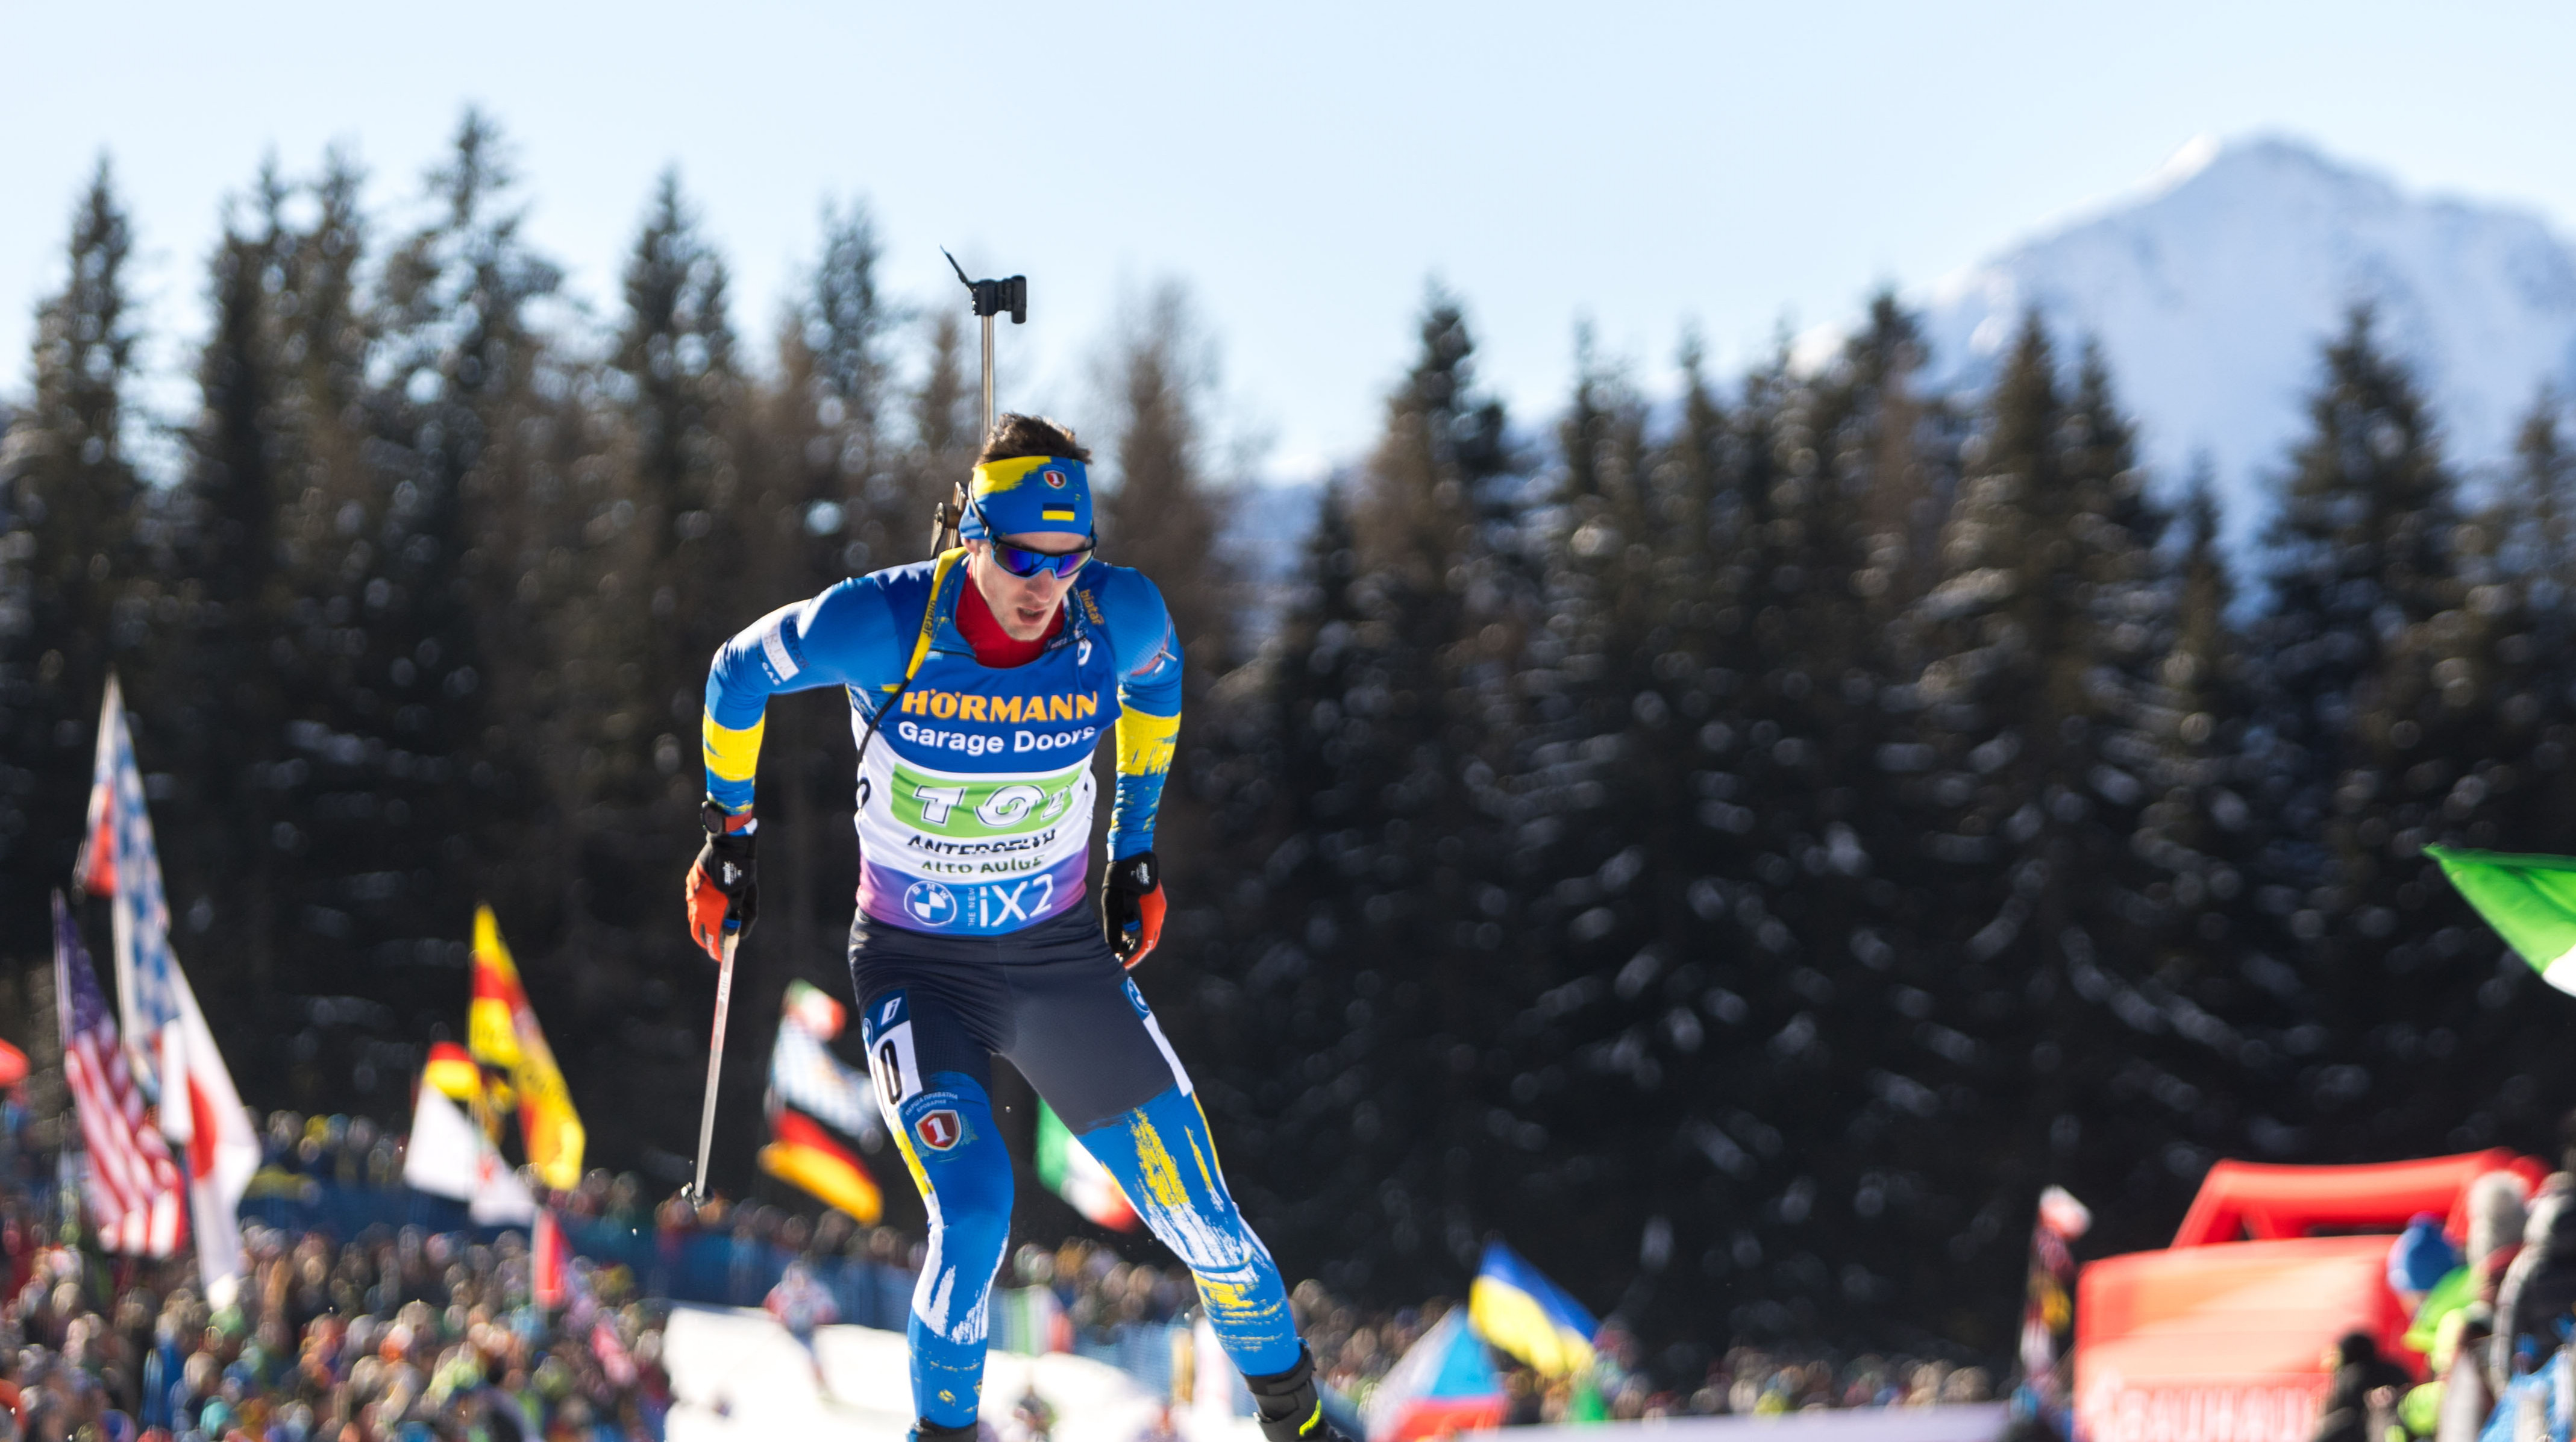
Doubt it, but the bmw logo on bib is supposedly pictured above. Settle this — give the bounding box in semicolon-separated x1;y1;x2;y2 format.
903;880;958;927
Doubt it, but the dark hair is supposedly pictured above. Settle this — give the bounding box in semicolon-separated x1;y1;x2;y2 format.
977;413;1090;466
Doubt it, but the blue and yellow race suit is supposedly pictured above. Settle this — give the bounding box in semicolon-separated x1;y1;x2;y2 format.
703;549;1302;1426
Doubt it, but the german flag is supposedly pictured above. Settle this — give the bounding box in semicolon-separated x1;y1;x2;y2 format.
423;1042;481;1103
759;1106;883;1224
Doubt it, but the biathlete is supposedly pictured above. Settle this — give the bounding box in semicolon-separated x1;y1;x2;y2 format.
684;415;1349;1442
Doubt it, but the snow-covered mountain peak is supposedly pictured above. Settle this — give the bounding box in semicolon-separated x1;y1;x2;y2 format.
1914;134;2576;547
2137;134;2226;198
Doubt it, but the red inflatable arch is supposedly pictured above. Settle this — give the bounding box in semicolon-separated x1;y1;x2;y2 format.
2170;1149;2546;1248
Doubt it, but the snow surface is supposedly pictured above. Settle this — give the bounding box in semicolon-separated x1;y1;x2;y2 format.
661;1305;1262;1442
1910;134;2576;550
1470;1405;2008;1442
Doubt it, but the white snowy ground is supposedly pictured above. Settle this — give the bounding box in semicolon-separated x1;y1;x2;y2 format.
663;1305;1265;1442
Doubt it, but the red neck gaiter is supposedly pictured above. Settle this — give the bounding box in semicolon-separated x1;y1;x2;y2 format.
955;572;1064;668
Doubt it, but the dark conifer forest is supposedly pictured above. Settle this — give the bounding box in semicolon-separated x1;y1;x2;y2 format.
8;115;2576;1360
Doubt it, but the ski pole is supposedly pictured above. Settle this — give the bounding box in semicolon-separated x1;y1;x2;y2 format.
687;927;739;1203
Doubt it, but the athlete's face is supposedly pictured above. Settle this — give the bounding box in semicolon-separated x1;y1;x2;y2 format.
968;530;1089;641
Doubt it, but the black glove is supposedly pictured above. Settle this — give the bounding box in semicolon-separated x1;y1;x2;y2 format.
1098;850;1166;970
685;801;758;960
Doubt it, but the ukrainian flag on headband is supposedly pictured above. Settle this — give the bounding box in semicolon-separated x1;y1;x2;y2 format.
1468;1239;1599;1378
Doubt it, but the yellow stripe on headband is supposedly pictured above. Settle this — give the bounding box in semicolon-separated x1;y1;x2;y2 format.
970;455;1062;496
1042;509;1077;521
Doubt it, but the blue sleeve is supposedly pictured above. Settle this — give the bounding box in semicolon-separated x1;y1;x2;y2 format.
701;570;917;813
1094;566;1183;860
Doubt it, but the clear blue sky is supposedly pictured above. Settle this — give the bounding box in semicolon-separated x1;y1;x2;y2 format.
5;0;2571;481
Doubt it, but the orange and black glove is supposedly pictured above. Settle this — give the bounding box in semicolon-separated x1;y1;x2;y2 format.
1099;850;1165;970
685;801;758;960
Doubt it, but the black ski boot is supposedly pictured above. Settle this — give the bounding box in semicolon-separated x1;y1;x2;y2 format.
911;1419;980;1442
1247;1347;1355;1442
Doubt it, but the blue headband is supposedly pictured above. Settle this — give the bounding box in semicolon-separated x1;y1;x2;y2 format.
959;456;1093;542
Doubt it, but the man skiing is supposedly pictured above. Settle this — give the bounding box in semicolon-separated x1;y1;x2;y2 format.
686;415;1347;1442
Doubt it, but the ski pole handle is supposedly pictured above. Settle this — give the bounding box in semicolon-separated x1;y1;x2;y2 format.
688;927;739;1203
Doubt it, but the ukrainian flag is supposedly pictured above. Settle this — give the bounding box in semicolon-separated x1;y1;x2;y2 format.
1468;1239;1599;1378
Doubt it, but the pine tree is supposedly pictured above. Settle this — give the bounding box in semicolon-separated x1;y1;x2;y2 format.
1204;294;1515;1295
147;154;380;1020
2395;390;2576;1152
2472;392;2576;857
1095;279;1232;685
1711;301;1972;1344
1088;279;1243;1065
1895;318;2192;1316
1490;328;1688;1324
539;165;766;1173
0;158;147;963
885;309;978;565
1192;486;1369;1258
155;166;299;1009
2248;308;2487;1155
1570;302;1966;1347
781;198;894;577
2128;475;2277;1071
152;149;406;1110
254;110;568;1117
751;199;893;998
605;167;748;809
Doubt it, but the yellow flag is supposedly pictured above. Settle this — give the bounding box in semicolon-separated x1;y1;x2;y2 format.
467;906;585;1189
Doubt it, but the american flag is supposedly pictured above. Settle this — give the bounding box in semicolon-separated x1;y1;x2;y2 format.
51;891;188;1256
78;675;179;1062
79;676;260;1285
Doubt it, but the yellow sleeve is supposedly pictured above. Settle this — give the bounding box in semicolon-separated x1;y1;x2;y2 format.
1115;706;1179;777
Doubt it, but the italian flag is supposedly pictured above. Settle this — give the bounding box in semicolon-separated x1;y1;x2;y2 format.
2427;845;2576;994
1035;1101;1139;1232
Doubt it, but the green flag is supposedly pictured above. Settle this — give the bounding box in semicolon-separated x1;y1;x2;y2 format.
2425;845;2576;994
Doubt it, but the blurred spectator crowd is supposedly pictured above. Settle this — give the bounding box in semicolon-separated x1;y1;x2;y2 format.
0;1106;2009;1440
0;1202;670;1440
1494;1344;1993;1425
1003;1237;1994;1425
